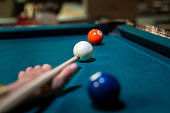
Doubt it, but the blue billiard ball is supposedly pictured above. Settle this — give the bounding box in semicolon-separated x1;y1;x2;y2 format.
88;72;120;107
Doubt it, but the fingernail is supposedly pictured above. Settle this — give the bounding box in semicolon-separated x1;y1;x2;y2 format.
70;63;77;70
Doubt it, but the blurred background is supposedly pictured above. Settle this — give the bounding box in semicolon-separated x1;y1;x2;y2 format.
0;0;169;30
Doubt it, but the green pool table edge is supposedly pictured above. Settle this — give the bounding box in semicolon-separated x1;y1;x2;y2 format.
119;25;170;58
0;23;108;39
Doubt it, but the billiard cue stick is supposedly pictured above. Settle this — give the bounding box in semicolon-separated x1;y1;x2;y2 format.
0;56;79;113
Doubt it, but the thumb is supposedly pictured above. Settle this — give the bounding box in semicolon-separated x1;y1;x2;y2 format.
51;63;77;89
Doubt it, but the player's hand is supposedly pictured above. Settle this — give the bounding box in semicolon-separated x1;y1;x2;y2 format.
6;63;77;96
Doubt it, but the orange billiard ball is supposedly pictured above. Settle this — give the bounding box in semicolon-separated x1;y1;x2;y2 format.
88;29;103;45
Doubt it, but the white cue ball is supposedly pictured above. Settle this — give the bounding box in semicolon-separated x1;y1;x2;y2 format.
73;41;93;61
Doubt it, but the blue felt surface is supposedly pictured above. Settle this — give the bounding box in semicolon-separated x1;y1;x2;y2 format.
0;34;170;113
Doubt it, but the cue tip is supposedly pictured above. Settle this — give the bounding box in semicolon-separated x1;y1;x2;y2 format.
76;56;80;59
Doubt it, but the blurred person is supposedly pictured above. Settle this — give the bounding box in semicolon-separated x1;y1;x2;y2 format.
37;2;61;25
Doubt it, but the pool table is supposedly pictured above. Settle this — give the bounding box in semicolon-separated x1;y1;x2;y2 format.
0;23;170;113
